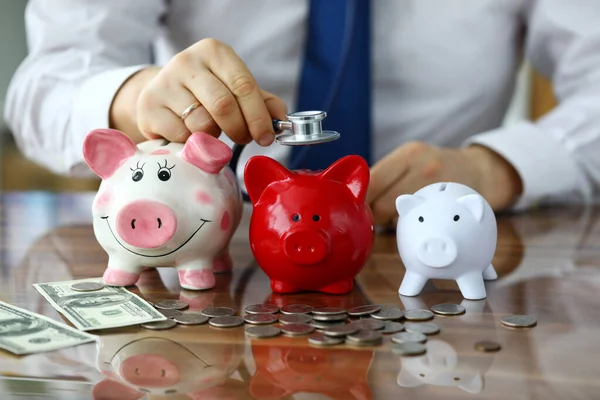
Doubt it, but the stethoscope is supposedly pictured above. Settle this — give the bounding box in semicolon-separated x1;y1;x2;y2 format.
229;111;341;203
229;0;359;202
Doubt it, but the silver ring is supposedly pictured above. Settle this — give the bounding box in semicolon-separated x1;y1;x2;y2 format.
180;102;200;121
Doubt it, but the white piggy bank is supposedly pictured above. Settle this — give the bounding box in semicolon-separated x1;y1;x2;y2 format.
83;129;242;291
395;182;498;300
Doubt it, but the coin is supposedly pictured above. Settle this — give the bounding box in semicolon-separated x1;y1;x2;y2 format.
381;321;405;334
475;340;502;352
244;304;279;315
310;320;346;330
174;313;209;325
70;282;105;292
245;325;281;338
431;303;466;316
141;319;177;330
201;307;236;318
321;324;360;337
405;322;440;335
311;313;347;322
370;306;404;321
244;314;278;325
281;323;316;336
154;300;190;311
404;309;434;321
346;330;383;344
501;315;537;328
347;304;382;316
308;332;345;346
158;309;182;318
279;313;312;324
280;304;313;315
349;319;385;331
391;342;427;356
390;331;427;344
312;307;346;315
208;316;245;328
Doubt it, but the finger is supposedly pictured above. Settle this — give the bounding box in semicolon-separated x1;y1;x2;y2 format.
371;165;436;226
366;142;429;204
201;45;275;146
371;182;400;226
137;105;191;143
182;66;252;144
162;85;222;138
261;89;288;121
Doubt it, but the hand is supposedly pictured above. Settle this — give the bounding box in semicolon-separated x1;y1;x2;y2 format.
366;142;523;227
109;38;288;145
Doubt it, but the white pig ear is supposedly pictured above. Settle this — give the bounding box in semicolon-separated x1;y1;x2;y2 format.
458;373;484;393
83;129;137;179
395;194;424;217
396;369;424;387
457;194;485;222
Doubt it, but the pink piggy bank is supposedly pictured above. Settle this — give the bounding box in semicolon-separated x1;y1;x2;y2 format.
83;129;242;291
244;155;375;295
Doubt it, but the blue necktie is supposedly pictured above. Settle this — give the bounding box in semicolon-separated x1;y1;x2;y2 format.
290;0;372;171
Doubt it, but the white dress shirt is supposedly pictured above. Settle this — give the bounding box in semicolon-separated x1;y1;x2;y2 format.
4;0;600;209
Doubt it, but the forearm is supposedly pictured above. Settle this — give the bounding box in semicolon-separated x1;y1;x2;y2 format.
109;67;162;144
463;144;524;211
4;0;165;176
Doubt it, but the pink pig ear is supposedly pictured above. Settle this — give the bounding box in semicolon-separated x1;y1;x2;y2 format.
181;132;232;174
244;156;293;205
320;155;370;203
83;129;137;179
92;378;144;400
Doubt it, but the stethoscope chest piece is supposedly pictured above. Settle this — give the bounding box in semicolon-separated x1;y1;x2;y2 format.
273;111;340;146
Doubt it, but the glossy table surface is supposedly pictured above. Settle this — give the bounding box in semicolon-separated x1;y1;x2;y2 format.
1;191;599;400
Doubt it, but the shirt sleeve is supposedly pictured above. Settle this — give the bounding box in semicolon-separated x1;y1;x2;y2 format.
463;0;600;210
3;0;167;177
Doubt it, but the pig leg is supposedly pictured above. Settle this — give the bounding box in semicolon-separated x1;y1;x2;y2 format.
398;271;428;296
318;280;354;295
176;260;215;290
212;248;233;274
271;280;301;294
482;264;498;280
456;272;487;300
103;258;141;287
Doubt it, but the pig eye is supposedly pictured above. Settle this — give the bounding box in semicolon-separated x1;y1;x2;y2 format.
453;215;460;221
157;160;174;182
130;161;145;182
312;215;320;222
292;213;300;222
418;216;424;222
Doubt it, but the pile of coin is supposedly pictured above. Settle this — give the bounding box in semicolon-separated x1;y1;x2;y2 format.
138;299;536;355
141;300;241;330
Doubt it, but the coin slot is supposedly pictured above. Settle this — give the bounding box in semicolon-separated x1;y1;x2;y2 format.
439;183;447;191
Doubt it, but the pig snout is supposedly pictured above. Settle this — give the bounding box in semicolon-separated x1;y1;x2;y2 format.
119;354;180;388
417;237;457;268
283;229;330;265
116;200;177;249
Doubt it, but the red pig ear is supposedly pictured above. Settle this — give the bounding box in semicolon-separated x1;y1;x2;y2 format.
243;156;293;205
320;155;370;203
83;129;137;179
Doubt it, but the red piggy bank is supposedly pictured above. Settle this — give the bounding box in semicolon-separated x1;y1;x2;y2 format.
244;155;375;294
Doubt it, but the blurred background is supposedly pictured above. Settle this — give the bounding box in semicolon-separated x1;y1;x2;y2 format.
0;0;557;193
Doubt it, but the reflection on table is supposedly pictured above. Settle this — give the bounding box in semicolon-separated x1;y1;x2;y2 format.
2;192;600;399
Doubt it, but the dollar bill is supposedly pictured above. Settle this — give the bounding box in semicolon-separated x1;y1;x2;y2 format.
33;278;166;331
0;301;97;355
